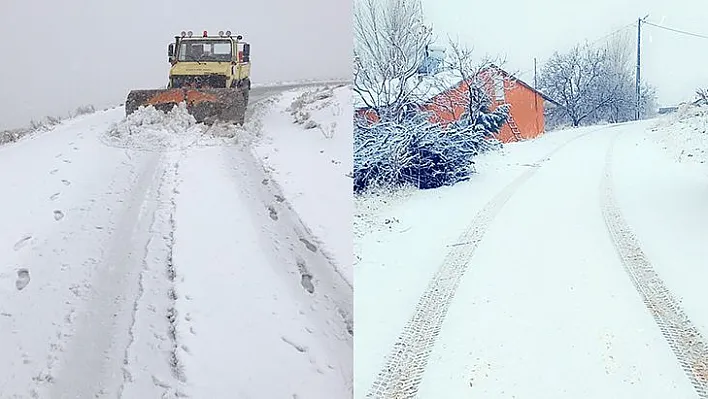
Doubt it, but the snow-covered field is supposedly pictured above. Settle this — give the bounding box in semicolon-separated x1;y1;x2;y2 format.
0;84;352;398
355;108;708;398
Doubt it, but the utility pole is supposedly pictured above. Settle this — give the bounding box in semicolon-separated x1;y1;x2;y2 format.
636;15;649;120
636;18;641;120
534;57;538;90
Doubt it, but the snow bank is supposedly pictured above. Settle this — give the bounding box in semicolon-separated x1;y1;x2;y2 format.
252;84;353;285
649;104;708;166
101;104;203;151
100;102;273;152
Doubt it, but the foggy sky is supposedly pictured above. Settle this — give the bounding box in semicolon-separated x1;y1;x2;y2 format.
0;0;352;130
421;0;708;107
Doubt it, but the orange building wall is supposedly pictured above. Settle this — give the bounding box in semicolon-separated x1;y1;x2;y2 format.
423;80;477;124
422;74;547;144
490;79;546;143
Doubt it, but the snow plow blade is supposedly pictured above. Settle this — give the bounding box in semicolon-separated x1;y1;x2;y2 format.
125;88;246;125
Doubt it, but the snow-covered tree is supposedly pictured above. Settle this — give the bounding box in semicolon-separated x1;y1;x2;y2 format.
697;88;708;105
423;40;512;138
353;0;432;122
539;44;614;126
353;106;503;192
353;3;507;193
540;35;657;127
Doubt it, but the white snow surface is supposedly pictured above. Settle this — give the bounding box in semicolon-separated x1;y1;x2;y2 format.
355;118;708;398
648;103;708;166
253;84;354;286
0;86;352;398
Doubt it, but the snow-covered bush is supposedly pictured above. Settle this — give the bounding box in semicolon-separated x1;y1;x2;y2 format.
0;127;27;145
73;104;96;117
354;107;504;193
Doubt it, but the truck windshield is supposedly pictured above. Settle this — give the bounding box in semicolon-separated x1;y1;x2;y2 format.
177;40;232;62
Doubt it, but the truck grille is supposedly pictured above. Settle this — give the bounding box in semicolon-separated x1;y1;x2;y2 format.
171;75;227;89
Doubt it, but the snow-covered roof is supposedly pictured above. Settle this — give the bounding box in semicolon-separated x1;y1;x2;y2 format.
412;69;466;103
352;70;464;110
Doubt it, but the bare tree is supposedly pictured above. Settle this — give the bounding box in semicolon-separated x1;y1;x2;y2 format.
540;33;659;127
697;88;708;104
539;44;617;126
353;0;432;121
426;41;492;119
596;32;635;122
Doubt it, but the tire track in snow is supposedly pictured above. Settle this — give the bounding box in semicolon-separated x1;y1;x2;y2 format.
601;132;708;398
118;155;186;398
47;154;162;398
366;126;618;399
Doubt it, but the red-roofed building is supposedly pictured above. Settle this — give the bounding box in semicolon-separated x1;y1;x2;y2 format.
355;64;559;143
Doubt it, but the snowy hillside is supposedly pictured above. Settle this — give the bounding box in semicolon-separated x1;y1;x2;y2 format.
649;104;708;166
0;84;352;398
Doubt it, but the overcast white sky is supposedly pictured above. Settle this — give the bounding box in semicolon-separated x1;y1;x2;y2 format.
0;0;351;130
421;0;708;107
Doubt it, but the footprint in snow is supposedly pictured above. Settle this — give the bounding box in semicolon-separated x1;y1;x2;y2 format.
281;336;307;353
49;169;59;175
268;205;278;221
50;193;60;201
299;238;318;253
61;179;71;186
301;274;315;294
16;269;30;291
13;235;33;251
297;259;315;294
53;210;65;221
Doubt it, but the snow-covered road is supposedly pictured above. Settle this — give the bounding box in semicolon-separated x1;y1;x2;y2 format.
0;85;353;398
356;120;708;398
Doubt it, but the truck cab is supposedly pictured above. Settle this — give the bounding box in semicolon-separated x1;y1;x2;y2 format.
167;30;251;90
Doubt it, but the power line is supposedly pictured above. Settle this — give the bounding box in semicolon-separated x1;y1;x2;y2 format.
587;22;636;47
530;22;634;74
643;21;708;40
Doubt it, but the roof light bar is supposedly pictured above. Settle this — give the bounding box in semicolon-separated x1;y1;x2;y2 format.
187;30;193;37
180;31;186;37
225;30;232;37
218;30;224;37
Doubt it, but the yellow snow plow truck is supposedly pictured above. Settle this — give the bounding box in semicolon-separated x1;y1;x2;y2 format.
125;30;251;125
